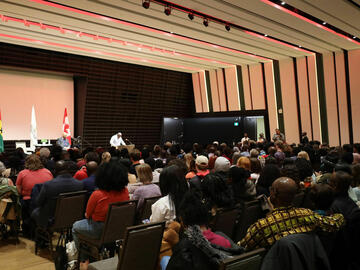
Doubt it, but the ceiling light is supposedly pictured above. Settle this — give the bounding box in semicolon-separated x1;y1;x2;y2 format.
188;13;194;20
203;18;209;27
225;24;230;31
281;1;286;5
164;5;171;16
322;22;326;25
142;0;150;9
353;36;357;39
264;34;268;37
298;45;302;47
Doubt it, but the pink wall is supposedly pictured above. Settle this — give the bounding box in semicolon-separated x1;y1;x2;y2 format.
249;64;266;110
224;67;240;111
334;51;350;145
307;55;322;142
0;68;74;140
348;49;360;142
323;53;340;147
192;73;203;113
264;62;278;134
296;57;313;140
241;66;253;110
279;59;299;144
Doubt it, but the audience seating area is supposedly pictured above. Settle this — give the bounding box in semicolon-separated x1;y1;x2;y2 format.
0;139;359;270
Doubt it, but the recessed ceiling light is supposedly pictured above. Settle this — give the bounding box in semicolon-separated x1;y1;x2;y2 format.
353;36;357;39
322;22;326;25
264;34;268;37
281;1;286;5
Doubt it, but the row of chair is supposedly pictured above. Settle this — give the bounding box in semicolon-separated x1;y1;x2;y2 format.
211;199;266;242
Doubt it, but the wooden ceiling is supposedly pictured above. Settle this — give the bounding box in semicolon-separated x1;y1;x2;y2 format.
0;0;359;73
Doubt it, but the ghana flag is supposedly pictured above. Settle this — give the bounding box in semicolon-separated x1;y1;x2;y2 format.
0;110;3;153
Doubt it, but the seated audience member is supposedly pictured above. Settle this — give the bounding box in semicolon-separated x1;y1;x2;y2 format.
39;147;55;174
297;150;310;161
249;157;261;182
166;191;243;270
153;158;164;183
213;156;230;182
188;156;210;190
329;171;360;270
237;156;251;171
132;163;161;209
168;159;188;178
352;164;360;201
31;160;83;227
201;173;234;215
82;161;98;195
274;141;286;164
150;165;188;224
231;152;241;167
240;177;344;251
353;143;360;164
295;157;315;186
228;166;254;202
129;149;141;176
240;145;250;158
249;149;259;158
16;154;53;237
72;161;129;267
100;152;111;165
119;158;136;184
0;161;14;186
256;164;280;197
74;152;100;180
310;183;334;216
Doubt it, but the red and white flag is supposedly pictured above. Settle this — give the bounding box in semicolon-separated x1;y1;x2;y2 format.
63;107;71;145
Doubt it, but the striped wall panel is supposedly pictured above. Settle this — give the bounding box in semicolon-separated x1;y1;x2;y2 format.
224;66;241;111
263;62;278;134
334;51;350;145
279;59;300;144
322;53;340;146
249;64;266;110
348;49;360;142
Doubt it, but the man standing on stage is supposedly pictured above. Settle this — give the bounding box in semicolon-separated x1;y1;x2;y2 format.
272;128;285;142
110;132;126;147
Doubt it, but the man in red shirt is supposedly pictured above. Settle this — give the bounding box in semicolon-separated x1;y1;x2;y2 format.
74;151;100;180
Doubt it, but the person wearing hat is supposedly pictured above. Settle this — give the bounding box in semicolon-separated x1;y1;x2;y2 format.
109;132;126;147
189;155;210;190
0;161;13;186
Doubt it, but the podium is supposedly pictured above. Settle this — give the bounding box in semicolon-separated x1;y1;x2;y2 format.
116;144;135;152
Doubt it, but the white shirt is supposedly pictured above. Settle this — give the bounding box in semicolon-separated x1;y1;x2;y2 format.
110;134;126;147
150;195;176;224
241;137;250;143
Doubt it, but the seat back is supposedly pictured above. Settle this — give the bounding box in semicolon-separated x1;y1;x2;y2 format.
219;248;266;270
52;190;87;230
117;222;165;270
138;196;161;222
234;200;265;242
101;200;137;244
212;206;239;239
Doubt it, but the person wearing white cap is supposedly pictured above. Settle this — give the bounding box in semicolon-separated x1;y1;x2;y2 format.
189;155;210;190
110;132;126;147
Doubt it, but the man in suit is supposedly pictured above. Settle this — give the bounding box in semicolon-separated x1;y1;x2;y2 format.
31;160;84;227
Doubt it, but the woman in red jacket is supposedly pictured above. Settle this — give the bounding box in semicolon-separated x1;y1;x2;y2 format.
72;161;129;266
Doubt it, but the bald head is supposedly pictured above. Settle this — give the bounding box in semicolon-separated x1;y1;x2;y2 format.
86;161;98;176
270;177;298;207
54;160;67;176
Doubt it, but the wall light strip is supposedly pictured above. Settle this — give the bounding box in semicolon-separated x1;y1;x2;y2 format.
261;0;360;45
28;0;271;61
0;14;233;66
0;32;202;71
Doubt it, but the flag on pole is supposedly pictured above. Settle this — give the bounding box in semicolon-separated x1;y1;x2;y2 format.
63;107;71;146
0;110;4;153
30;105;38;151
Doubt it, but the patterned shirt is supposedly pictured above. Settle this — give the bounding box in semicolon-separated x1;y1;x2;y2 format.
240;206;344;251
